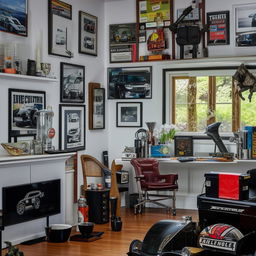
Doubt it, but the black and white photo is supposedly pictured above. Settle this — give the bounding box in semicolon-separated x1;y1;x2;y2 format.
8;89;46;142
79;11;97;56
92;88;105;129
235;3;256;47
60;62;85;103
108;66;152;99
59;104;85;151
48;0;73;57
116;102;142;127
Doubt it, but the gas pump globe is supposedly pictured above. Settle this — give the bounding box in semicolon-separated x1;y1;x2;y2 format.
36;106;55;152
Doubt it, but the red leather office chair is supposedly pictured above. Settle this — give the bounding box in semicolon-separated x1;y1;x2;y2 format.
130;158;178;215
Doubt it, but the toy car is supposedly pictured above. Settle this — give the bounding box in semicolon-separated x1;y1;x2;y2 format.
16;190;44;215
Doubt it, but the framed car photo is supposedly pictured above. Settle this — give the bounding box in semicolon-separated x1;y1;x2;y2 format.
116;102;142;127
108;66;152;99
79;11;97;56
60;62;85;103
0;0;28;37
8;89;46;142
59;104;85;152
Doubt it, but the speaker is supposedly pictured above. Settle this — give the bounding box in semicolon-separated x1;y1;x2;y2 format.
86;189;109;224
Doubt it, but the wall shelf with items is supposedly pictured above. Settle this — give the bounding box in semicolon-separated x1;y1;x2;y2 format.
0;72;58;82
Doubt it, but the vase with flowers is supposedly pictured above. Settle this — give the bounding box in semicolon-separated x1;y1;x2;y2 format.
151;124;176;157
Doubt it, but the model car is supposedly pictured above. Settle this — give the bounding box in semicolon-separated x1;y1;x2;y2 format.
109;72;151;99
0;15;26;34
63;74;83;100
14;105;38;128
16;190;44;215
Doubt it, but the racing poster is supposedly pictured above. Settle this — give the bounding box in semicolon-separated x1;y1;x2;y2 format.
207;11;230;45
8;89;46;141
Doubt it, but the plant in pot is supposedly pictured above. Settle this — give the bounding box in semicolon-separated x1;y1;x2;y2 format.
4;241;24;256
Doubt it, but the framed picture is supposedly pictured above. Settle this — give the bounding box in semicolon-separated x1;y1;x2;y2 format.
48;0;73;58
8;89;46;142
59;104;85;151
0;0;28;36
207;11;230;45
136;0;173;28
60;62;85;103
109;23;136;63
79;11;97;56
116;102;142;127
88;83;105;130
108;66;152;99
234;3;256;47
174;136;193;157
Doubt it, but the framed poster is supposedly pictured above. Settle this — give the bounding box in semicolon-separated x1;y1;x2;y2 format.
136;0;173;28
108;66;152;99
88;83;105;130
79;11;97;56
207;11;230;45
48;0;73;57
109;23;137;63
116;102;142;127
234;3;256;47
174;136;193;157
60;62;85;103
59;104;85;151
0;0;28;36
8;89;46;142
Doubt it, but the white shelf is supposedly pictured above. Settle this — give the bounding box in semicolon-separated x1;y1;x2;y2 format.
0;72;58;82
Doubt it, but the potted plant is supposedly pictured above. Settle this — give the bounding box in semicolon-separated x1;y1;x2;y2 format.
4;241;24;256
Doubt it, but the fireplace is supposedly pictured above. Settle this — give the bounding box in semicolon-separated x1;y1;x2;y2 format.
2;179;61;227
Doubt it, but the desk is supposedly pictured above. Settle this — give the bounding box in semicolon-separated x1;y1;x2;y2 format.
116;158;256;210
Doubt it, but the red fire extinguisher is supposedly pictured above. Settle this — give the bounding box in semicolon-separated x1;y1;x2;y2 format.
78;195;89;223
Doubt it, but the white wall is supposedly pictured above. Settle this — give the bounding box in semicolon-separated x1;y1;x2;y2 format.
105;0;256;162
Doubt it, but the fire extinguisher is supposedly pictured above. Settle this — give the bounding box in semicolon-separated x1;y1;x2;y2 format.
78;195;89;223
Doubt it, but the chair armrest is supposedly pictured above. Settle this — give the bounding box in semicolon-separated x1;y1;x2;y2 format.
159;174;178;183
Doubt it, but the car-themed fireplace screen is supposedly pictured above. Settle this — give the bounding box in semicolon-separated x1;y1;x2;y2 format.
108;66;152;99
2;179;60;227
8;89;46;142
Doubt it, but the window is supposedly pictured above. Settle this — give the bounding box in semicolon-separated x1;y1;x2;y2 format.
164;66;256;132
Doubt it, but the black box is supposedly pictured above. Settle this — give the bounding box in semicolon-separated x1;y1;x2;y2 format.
205;172;250;201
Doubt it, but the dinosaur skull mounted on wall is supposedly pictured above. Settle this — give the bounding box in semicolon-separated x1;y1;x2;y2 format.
233;64;256;102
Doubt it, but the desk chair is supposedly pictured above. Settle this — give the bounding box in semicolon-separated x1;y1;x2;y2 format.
130;158;178;215
80;154;123;216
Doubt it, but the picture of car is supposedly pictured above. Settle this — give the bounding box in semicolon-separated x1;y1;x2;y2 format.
84;36;94;50
109;71;151;99
249;13;256;27
67;112;81;143
0;14;26;34
13;105;38;128
16;190;44;215
84;18;95;33
236;32;256;46
56;28;66;45
63;74;83;100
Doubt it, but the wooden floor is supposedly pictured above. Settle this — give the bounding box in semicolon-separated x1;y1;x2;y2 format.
7;208;198;256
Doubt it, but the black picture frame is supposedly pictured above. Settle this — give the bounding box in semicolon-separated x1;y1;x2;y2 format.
59;104;86;152
108;66;152;99
79;11;98;56
8;89;46;142
89;88;105;130
174;136;193;157
48;0;73;58
60;62;85;103
0;0;28;37
116;102;142;127
207;11;230;45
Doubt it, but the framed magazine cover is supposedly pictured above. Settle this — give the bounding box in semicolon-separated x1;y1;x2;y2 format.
207;11;230;45
174;136;193;157
59;104;85;151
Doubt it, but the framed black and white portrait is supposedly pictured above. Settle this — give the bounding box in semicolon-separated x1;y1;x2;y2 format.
60;62;85;103
48;0;73;57
108;66;152;99
8;89;46;142
116;102;142;127
59;104;85;152
234;3;256;47
79;11;97;56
